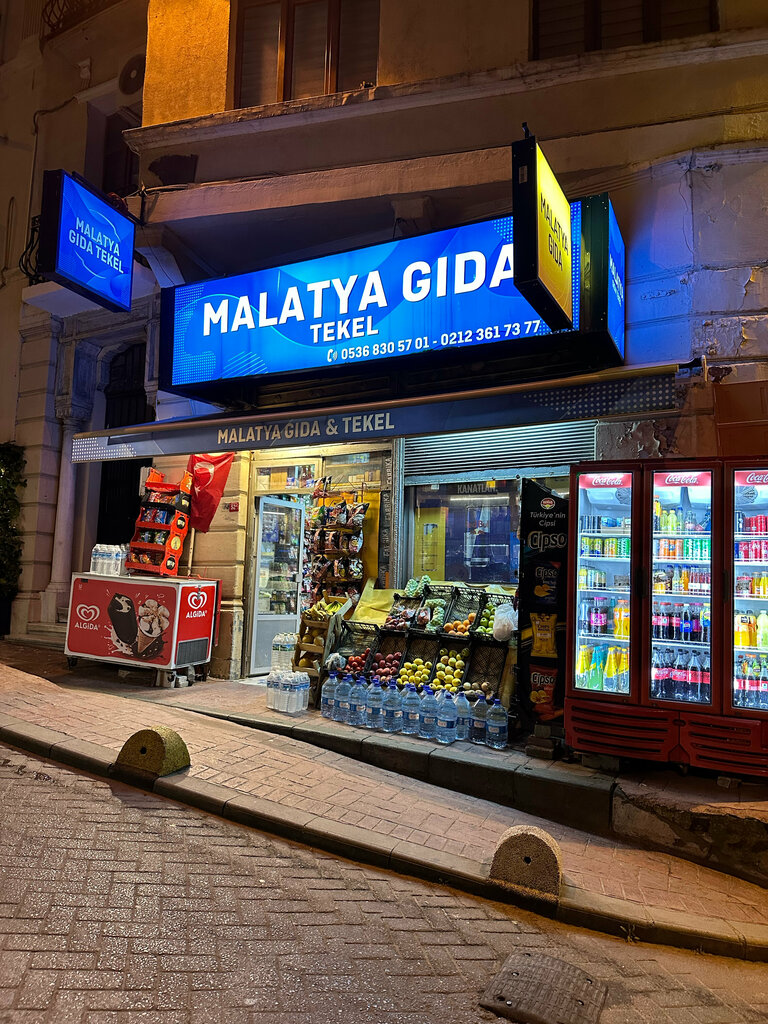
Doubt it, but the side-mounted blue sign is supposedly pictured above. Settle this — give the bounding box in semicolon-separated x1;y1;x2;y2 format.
163;209;583;389
38;170;136;313
607;200;626;358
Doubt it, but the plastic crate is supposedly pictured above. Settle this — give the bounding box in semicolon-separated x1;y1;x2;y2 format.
471;591;516;641
366;629;408;680
414;584;454;634
427;637;472;690
332;621;379;661
443;586;485;636
395;633;443;686
382;593;424;632
462;640;509;698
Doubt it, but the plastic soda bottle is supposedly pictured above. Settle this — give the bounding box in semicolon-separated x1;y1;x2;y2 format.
603;647;617;693
401;684;421;735
485;699;508;749
757;611;768;651
320;672;337;718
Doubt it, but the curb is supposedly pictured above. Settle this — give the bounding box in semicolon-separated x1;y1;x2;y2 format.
1;713;766;962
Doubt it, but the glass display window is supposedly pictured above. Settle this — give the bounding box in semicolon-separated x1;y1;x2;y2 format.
409;475;568;585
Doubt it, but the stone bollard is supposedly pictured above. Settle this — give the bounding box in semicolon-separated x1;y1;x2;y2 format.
115;726;190;778
489;825;562;903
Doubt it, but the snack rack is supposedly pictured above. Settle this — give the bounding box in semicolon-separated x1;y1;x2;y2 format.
304;483;369;606
126;471;192;577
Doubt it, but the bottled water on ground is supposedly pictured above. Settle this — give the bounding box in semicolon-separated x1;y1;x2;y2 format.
365;679;384;729
418;685;439;739
435;691;457;745
348;676;368;726
401;684;421;735
382;682;403;733
454;692;471;740
320;672;338;718
266;671;279;710
332;674;352;723
485;698;508;749
470;697;488;745
89;545;102;573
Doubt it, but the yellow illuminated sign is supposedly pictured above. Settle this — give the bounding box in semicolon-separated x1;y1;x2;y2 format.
535;145;572;326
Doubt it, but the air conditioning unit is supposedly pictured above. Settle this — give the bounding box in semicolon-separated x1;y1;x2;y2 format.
118;54;145;98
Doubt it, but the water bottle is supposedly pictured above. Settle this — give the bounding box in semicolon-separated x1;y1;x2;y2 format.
332;673;352;723
111;545;121;576
435;691;457;745
277;673;291;712
455;692;471;740
89;544;102;573
266;671;279;709
401;684;421;735
348;676;368;726
470;696;488;745
418;685;439;739
382;682;403;733
320;672;337;718
485;699;508;750
301;673;310;711
365;679;384;729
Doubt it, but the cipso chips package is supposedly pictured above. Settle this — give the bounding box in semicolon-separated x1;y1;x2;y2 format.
528;664;558;720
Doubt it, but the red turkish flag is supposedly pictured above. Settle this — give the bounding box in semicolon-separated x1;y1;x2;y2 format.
186;453;234;532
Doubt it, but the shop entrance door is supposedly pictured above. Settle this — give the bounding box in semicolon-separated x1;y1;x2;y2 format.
249;496;305;675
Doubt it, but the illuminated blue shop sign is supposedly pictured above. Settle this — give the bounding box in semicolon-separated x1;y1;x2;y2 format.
163;209;582;387
39;170;136;313
607;200;626;358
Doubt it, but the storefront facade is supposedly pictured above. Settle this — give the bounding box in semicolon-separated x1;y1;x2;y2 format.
6;2;768;691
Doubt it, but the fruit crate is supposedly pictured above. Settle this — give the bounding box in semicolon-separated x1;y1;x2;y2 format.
471;591;516;641
366;629;407;682
414;584;455;634
442;585;485;637
382;593;424;632
427;638;472;691
332;621;379;666
395;633;443;688
462;640;509;699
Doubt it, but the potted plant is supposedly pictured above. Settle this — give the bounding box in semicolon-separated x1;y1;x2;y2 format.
0;443;25;635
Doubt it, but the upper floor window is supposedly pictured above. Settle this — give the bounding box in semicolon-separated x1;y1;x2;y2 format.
533;0;718;59
237;0;379;107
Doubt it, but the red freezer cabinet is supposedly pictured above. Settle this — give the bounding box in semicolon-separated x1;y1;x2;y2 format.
65;573;220;682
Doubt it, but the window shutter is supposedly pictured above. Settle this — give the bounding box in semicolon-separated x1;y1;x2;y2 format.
660;0;715;40
240;2;281;108
535;0;586;59
600;0;643;49
338;0;379;91
291;0;329;99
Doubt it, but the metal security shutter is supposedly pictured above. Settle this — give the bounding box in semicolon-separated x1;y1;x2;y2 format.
403;420;596;479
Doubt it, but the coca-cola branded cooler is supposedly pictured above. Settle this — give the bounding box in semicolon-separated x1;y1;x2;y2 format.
566;460;768;778
65;573;220;682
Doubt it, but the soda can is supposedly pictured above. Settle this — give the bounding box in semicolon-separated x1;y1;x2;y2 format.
762;539;768;561
761;515;768;535
578;567;587;589
739;542;750;561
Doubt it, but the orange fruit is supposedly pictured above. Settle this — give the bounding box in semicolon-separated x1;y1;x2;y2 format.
468;612;476;623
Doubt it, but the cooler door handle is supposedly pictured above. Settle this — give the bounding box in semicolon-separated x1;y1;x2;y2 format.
634;566;645;601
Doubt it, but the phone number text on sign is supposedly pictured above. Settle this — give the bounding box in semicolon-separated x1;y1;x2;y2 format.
334;320;544;364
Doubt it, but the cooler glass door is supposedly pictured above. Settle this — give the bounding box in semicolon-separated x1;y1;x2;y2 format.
250;497;305;674
649;469;713;706
731;469;768;714
574;471;634;696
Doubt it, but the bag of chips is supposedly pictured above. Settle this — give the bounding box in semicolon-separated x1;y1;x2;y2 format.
347;558;364;580
530;612;558;658
347;502;369;528
347;534;362;554
328;500;348;525
529;664;558;720
307;505;327;528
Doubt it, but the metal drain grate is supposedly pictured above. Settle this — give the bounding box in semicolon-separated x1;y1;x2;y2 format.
480;952;607;1024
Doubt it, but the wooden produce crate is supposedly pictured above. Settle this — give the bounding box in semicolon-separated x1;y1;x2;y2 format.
293;595;351;705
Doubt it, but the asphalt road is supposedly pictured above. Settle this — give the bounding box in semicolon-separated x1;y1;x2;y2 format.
0;743;766;1024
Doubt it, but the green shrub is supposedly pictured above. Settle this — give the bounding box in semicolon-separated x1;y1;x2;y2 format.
0;443;26;602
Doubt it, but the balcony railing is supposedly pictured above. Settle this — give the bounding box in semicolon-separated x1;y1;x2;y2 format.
42;0;123;38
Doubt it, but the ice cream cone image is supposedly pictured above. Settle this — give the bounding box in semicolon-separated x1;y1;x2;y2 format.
136;630;157;655
135;598;170;659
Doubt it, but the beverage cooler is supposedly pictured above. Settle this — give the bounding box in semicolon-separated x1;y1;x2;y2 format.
566;460;768;778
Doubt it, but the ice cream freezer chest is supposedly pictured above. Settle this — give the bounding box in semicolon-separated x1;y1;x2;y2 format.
65;573;220;671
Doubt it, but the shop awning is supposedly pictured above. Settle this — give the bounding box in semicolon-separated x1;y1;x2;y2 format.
71;365;679;463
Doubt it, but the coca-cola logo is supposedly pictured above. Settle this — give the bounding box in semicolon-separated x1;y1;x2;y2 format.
188;591;208;610
588;475;625;486
662;473;702;486
76;604;99;622
744;472;768;485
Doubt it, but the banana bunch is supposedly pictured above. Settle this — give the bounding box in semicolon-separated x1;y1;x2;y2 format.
305;597;346;621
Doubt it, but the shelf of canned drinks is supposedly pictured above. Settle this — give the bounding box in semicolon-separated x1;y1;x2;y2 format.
734;560;768;567
653;532;711;538
734;532;768;540
733;645;768;656
579;530;631;537
652;558;711;566
578;586;630;595
578;556;631;563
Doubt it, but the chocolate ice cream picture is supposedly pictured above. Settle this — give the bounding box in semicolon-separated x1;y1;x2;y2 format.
108;594;138;650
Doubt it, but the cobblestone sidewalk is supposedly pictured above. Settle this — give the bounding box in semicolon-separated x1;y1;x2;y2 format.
2;745;768;1024
0;659;766;953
